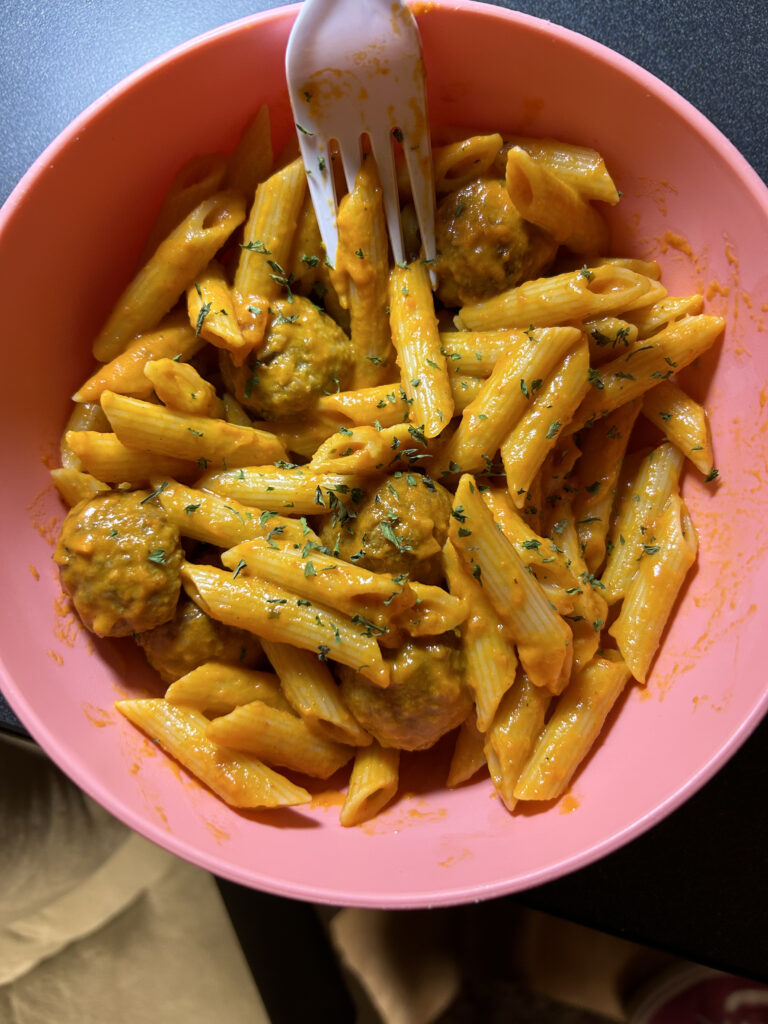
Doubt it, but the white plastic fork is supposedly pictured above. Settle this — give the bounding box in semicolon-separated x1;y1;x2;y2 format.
285;0;436;270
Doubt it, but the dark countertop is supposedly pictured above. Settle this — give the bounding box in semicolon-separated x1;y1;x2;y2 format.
2;0;766;989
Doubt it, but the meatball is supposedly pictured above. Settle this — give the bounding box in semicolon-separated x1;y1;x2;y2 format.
339;638;470;751
135;597;264;683
319;473;453;586
435;178;557;306
54;490;183;637
220;295;353;418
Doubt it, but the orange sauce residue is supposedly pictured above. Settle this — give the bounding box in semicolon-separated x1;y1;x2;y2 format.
204;820;231;844
410;0;438;14
29;564;40;581
27;485;64;547
311;788;346;811
47;649;63;665
559;794;580;815
660;230;694;260
82;702;114;728
438;847;472;869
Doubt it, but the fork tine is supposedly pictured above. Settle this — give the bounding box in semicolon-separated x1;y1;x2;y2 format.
368;134;405;266
402;130;437;265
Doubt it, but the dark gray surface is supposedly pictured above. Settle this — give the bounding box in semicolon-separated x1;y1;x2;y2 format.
1;0;766;982
1;0;766;206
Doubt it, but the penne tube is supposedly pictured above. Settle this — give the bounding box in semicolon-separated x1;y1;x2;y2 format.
484;671;552;812
307;423;397;474
181;563;390;687
73;311;204;403
449;475;573;693
115;699;310;808
221;538;415;618
317;376;483;429
514;651;631;801
196;465;369;515
154;478;313;548
437;329;528;378
641;381;715;476
600;441;684;603
333;159;393;386
138;152;229;263
60;400;112;469
287;190;325;285
609;494;698;683
500;339;590;505
225;104;273;197
340;743;400;826
100;390;287;470
207;700;354;780
504;146;609;253
433;326;581;478
432;133;504;194
93;191;246;362
446;714;487;788
622;293;704;339
484;489;607;672
443;540;517;731
143;358;222;417
65;431;193;486
164;661;290;717
186;260;247;361
457;265;662;332
388;261;454;438
568;314;725;432
497;136;620;204
261;640;371;747
50;467;110;507
571;399;643;573
394;580;468;638
233;158;306;320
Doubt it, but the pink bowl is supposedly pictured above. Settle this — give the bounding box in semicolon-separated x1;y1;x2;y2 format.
1;1;767;908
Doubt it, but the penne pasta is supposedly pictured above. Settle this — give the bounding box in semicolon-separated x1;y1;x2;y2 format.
64;431;193;486
504;146;609;253
261;640;371;747
388;261;455;438
332;159;393;386
116;699;310;808
207;699;354;780
73;311;204;404
181;562;390;688
569;314;725;432
514;651;631;801
609;494;698;683
93;191;246;362
99;390;287;470
600;441;684;603
164;661;291;717
500;338;590;505
641;380;715;477
457;265;663;333
449;475;573;693
484;671;552;812
340;743;400;826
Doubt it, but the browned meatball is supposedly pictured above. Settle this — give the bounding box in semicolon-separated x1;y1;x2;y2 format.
319;473;453;586
435;178;557;306
54;490;183;637
135;597;264;683
339;638;470;751
220;295;353;418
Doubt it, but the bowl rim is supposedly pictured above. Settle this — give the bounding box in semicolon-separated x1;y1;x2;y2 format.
1;0;767;907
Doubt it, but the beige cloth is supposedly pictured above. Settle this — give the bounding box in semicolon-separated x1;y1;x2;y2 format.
0;735;270;1024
